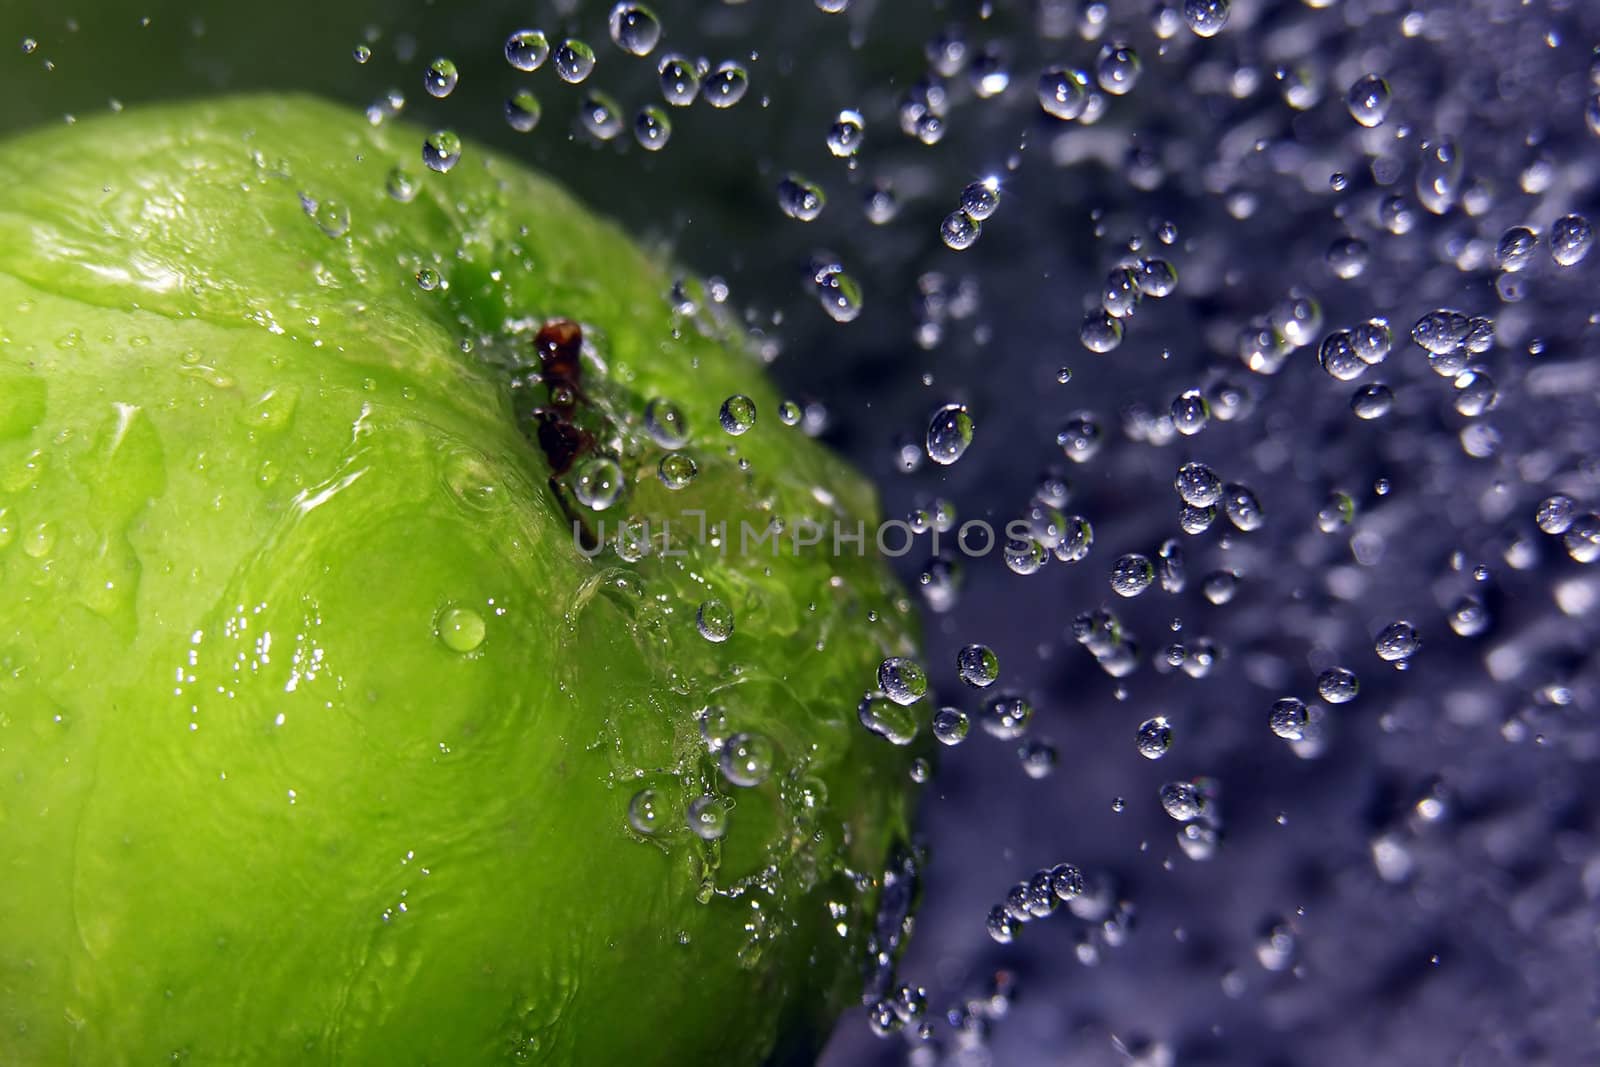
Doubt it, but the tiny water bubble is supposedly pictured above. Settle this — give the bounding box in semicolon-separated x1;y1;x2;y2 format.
434;605;486;653
827;110;865;157
1346;74;1392;127
941;211;982;250
1095;43;1141;95
1018;740;1057;779
644;397;689;448
1496;227;1538;272
1351;384;1393;420
423;57;459;99
1223;483;1264;531
777;175;826;221
979;694;1034;739
572;456;624;510
579;91;625;141
657;452;697;490
958;644;1000;687
627;788;664;834
1550;214;1594;266
553;39;597;83
1110;553;1155;597
878;657;929;705
1159;780;1207;821
1137;717;1173;759
657;54;700;105
1268;697;1309;741
608;3;661;56
704;62;750;108
1374;621;1421;663
858;694;920;745
1182;0;1230;38
926;403;974;465
1317;667;1359;703
421;129;462;173
1535;494;1576;535
1080;311;1124;352
1171;390;1209;435
504;91;542;133
720;394;757;435
1038;67;1090;120
960;179;1001;221
932;706;971;745
634;105;672;150
505;30;551;71
687;795;729;840
1175;462;1223;508
696;598;735;643
720;732;774;786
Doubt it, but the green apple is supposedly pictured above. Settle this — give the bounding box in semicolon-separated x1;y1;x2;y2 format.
0;95;922;1065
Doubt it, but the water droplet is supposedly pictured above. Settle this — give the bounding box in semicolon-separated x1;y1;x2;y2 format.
932;706;970;745
827;109;865;157
504;90;542;133
643;397;689;448
300;194;350;238
573;457;624;511
696;598;735;643
1351;318;1393;364
1346;74;1391;127
421;129;462;173
657;54;700;106
940;211;981;250
505;30;551;71
858;693;920;745
1175;462;1223;508
628;788;664;833
1564;514;1600;563
424;57;459;99
1550;214;1594;266
704;62;749;108
1019;739;1057;779
926;403;974;465
1182;0;1230;37
657;452;697;490
1223;483;1264;531
720;732;773;786
1137;717;1173;759
1536;494;1576;535
720;395;757;435
959;179;1000;221
435;605;486;653
1350;383;1393;420
1159;780;1207;821
608;3;661;56
1110;553;1155;597
1095;43;1141;95
1171;389;1210;435
579;90;625;141
415;268;440;291
1056;412;1104;463
1038;67;1090;120
1137;258;1178;296
777;174;826;221
957;644;999;688
1080;311;1124;352
687;794;729;839
1317;667;1359;704
633;105;672;150
979;694;1033;739
385;166;418;202
1496;226;1538;272
553;39;597;83
878;657;928;705
1318;330;1366;381
1269;697;1309;740
1374;621;1421;663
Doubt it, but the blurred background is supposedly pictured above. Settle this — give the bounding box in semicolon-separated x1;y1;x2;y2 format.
6;0;1600;1064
